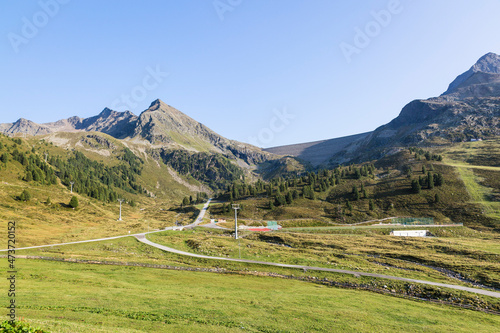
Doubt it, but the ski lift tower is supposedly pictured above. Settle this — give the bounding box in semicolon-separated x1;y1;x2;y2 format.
232;204;240;239
117;199;125;221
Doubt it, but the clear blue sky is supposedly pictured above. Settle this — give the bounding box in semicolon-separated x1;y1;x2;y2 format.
1;0;499;147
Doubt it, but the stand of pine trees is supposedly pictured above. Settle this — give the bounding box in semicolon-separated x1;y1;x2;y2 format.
0;135;146;204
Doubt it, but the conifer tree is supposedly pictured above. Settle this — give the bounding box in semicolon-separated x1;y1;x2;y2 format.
69;196;79;209
352;186;360;201
434;173;444;187
428;171;434;189
19;189;31;202
369;199;375;211
411;179;421;194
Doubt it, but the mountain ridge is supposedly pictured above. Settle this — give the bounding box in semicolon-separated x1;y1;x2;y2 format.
0;99;273;160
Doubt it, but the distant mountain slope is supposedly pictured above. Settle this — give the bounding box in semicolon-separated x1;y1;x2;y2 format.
0;108;138;138
264;132;370;166
0;118;51;136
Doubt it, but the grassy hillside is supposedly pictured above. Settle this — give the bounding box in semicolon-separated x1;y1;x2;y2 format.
210;146;496;230
1;133;498;247
0;133;198;246
442;138;500;223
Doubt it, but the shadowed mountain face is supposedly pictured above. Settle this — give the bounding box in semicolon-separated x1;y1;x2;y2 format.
266;52;500;166
264;132;370;166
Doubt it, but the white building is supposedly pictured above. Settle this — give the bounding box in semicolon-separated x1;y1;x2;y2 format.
391;230;428;237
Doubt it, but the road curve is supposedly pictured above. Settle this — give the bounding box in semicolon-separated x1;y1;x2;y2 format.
135;234;500;299
0;199;214;252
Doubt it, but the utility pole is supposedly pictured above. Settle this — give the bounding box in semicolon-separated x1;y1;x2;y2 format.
118;199;125;221
232;204;240;239
44;152;48;163
70;182;75;193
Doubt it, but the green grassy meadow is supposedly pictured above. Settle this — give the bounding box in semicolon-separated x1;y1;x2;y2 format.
2;259;499;333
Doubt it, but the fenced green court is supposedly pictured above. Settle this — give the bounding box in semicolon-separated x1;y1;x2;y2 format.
391;217;434;225
267;221;280;230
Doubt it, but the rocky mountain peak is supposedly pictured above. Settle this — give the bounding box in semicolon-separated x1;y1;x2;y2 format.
443;52;500;96
98;107;114;117
146;98;169;111
471;52;500;74
15;118;29;124
4;118;51;136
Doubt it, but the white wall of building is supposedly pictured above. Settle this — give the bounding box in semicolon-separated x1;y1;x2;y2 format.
391;230;428;237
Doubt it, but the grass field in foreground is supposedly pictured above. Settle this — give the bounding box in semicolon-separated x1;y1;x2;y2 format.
3;259;499;333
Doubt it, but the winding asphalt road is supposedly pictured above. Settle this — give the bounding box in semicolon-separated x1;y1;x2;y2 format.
134;233;500;299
